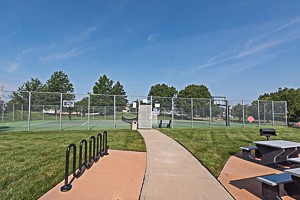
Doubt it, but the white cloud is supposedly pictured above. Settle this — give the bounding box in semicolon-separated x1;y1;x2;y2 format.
1;61;19;73
86;26;98;33
67;26;98;45
147;34;160;42
194;17;300;72
39;48;85;61
21;48;35;55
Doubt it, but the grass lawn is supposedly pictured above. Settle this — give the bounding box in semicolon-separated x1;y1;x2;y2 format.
3;126;300;200
160;126;300;177
0;130;146;200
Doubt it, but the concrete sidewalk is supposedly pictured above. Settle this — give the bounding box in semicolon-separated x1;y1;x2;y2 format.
139;129;234;200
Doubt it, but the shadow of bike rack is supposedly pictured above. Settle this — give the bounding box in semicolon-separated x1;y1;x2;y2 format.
60;131;109;192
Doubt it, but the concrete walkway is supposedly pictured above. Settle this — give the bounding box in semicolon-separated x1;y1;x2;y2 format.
139;129;234;200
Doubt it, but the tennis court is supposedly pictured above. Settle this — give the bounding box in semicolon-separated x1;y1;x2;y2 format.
0;117;283;132
0;91;288;132
0;119;131;132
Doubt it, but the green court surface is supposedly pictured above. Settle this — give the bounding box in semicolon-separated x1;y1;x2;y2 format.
0;120;131;132
0;118;278;132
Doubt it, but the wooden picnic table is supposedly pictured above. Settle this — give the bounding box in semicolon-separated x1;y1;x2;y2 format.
253;140;300;165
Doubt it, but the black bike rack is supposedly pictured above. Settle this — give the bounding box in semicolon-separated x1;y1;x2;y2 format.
60;132;109;192
102;131;109;156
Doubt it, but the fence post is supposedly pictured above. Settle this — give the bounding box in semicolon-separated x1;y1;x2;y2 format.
93;106;95;121
43;105;45;121
21;104;23;121
150;96;153;128
272;101;275;126
171;97;174;129
209;99;212;128
88;94;90;130
28;92;31;131
80;106;82;121
114;95;116;129
1;103;4;123
191;98;193;128
257;100;260;127
242;100;245;127
285;101;288;126
60;93;63;130
13;103;15;122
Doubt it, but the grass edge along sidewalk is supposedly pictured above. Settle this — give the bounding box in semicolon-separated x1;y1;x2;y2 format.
0;129;146;200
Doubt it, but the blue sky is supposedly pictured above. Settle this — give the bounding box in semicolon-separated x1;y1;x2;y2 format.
1;0;300;100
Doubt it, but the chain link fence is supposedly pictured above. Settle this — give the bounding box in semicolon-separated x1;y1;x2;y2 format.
0;91;288;131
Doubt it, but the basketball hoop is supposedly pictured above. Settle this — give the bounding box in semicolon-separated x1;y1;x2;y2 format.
63;100;75;108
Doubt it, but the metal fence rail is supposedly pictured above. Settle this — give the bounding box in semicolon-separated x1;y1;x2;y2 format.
0;91;288;131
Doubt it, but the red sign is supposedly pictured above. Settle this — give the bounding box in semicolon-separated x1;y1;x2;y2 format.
247;116;254;123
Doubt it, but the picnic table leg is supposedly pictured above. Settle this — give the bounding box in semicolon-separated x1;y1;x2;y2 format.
256;144;285;165
255;149;262;158
288;148;300;158
274;148;297;163
261;183;282;200
284;181;300;199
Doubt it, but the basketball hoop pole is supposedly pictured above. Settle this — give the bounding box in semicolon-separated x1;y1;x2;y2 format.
225;99;229;127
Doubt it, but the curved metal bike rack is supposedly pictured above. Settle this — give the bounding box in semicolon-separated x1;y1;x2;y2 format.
60;132;109;192
102;131;109;156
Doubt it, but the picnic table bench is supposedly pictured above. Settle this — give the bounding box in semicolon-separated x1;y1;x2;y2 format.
256;173;293;200
158;120;171;128
240;146;261;159
288;157;300;165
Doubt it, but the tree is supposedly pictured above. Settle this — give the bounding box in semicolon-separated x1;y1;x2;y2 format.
177;84;211;99
148;83;177;112
9;77;44;106
90;75;128;113
259;87;300;119
148;84;177;97
44;70;74;94
111;81;128;111
111;81;126;96
43;70;75;116
93;74;113;94
175;84;212;118
231;103;244;122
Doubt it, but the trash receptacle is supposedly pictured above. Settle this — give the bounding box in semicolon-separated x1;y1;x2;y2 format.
131;121;137;130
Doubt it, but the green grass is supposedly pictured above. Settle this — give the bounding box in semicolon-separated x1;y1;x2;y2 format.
160;126;300;177
3;126;300;199
0;130;145;200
